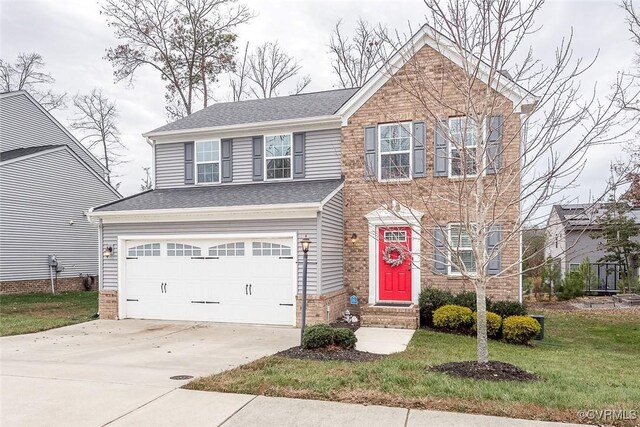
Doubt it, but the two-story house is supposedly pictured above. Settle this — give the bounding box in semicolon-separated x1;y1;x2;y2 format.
88;26;532;327
0;91;121;294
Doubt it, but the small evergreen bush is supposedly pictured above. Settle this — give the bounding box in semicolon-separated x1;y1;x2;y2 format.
491;300;527;318
332;328;357;349
418;288;454;326
432;305;473;332
301;324;335;349
502;316;541;344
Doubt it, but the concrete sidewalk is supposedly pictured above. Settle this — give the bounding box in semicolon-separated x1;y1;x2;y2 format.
106;389;583;427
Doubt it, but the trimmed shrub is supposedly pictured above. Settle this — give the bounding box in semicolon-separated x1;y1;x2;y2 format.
502;316;541;345
302;324;335;349
418;288;454;326
333;328;357;349
472;311;503;338
433;305;473;332
491;300;527;318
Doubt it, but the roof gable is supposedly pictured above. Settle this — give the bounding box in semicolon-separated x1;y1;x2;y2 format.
336;24;538;125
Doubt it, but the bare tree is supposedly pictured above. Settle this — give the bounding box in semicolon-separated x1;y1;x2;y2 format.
71;89;125;184
230;41;250;101
344;0;638;364
101;0;252;120
329;19;387;88
141;167;153;191
246;41;310;98
0;52;66;110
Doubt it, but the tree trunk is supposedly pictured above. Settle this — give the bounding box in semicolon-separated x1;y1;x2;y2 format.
476;284;489;363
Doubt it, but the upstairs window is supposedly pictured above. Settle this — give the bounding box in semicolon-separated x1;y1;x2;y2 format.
265;134;292;180
449;117;477;177
448;225;476;274
379;123;411;180
196;140;220;183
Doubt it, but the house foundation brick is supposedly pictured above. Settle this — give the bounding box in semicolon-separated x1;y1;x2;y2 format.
0;276;98;295
296;288;349;327
99;290;118;320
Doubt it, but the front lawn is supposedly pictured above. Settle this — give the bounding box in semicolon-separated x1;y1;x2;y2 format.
185;309;640;425
0;291;98;336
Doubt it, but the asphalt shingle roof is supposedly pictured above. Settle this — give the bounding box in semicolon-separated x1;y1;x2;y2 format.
148;88;358;134
0;145;64;162
94;179;343;212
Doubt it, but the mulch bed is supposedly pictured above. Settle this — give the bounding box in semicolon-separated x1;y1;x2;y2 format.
329;318;360;331
429;361;539;382
276;346;383;362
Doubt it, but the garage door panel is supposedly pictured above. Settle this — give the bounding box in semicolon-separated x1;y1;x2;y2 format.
122;237;296;325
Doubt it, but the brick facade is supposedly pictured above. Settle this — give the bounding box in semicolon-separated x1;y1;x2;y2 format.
341;44;521;308
99;290;118;320
0;276;98;295
296;288;349;327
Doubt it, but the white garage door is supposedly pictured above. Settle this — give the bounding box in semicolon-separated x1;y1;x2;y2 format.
122;236;296;325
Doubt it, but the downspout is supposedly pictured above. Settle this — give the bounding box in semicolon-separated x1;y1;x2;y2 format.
98;218;103;293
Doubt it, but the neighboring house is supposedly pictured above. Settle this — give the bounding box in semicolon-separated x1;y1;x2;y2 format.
545;203;640;293
88;26;530;328
0;91;121;294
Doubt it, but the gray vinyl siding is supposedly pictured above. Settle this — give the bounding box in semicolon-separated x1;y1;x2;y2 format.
155;142;184;188
0;148;119;281
101;218;319;294
152;129;341;188
0;93;106;177
305;129;342;180
318;189;344;294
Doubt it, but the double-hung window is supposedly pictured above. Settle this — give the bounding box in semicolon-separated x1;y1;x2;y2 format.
196;140;220;184
449;117;477;177
265;134;292;180
379;123;411;180
449;224;476;274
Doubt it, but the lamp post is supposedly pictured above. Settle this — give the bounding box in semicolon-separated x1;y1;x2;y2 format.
300;235;311;345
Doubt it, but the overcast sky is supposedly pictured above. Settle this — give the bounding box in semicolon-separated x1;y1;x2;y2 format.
0;0;635;211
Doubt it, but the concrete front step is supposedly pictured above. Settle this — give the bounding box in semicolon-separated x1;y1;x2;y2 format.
360;304;419;329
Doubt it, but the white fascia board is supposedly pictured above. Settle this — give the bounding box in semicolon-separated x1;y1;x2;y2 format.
144;115;342;144
319;182;345;210
0;145;66;166
337;26;538;126
88;202;321;224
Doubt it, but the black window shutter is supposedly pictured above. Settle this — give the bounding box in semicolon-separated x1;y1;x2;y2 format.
412;121;426;177
486;115;503;175
184;142;194;184
252;136;263;181
433;227;447;274
434;120;448;177
364;125;377;179
221;139;233;183
292;132;305;179
486;225;502;275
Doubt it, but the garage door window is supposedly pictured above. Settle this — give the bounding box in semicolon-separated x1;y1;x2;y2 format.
252;242;292;256
209;242;245;257
167;243;201;257
128;243;161;257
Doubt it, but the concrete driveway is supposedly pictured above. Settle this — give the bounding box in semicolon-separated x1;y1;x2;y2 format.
0;319;298;426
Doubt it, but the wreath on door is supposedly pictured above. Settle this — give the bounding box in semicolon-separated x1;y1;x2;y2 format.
382;243;408;267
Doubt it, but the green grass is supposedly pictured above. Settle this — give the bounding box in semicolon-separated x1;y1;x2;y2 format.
186;309;640;425
0;291;98;336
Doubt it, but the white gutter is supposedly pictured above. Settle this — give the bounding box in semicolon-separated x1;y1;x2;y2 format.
143;115;342;142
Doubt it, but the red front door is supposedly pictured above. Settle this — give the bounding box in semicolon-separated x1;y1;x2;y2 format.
378;227;412;301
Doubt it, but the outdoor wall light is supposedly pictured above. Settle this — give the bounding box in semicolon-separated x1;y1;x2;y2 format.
300;235;311;254
351;233;358;244
103;246;113;258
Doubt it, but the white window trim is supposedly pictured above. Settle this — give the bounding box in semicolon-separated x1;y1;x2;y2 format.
264;132;294;181
447;223;477;276
447;117;484;179
195;139;221;185
377;122;412;182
